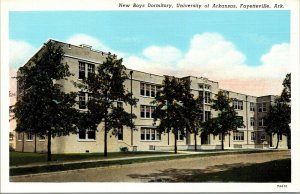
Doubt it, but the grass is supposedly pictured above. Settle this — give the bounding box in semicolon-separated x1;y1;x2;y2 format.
10;151;168;166
149;158;291;182
9;150;285;176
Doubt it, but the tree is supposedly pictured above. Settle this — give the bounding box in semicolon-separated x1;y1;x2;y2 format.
202;91;244;150
265;73;291;149
12;41;79;161
79;55;137;157
182;95;203;151
152;76;192;154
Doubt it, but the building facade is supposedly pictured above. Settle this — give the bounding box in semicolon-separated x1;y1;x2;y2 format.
15;39;289;153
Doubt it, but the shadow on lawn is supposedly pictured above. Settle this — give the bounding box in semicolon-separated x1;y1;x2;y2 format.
128;159;291;182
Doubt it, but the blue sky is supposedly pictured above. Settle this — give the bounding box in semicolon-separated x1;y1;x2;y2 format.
9;11;290;96
10;11;289;66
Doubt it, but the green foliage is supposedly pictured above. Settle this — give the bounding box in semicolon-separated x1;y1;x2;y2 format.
153;76;198;153
202;91;244;150
265;73;291;149
12;41;79;160
78;55;137;156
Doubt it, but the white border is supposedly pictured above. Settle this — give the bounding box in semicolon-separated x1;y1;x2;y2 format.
1;0;300;193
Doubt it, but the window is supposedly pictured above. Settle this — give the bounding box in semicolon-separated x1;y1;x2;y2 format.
258;103;267;112
140;105;155;119
199;84;203;89
140;128;161;141
140;84;145;96
205;111;211;121
233;131;244;141
39;135;46;141
233;100;243;110
79;62;85;79
117;128;123;140
199;84;211;90
251;132;255;141
145;84;150;96
117;101;123;108
238;116;244;127
140;105;145;118
151;85;156;97
87;63;95;76
261;133;266;141
199;91;211;104
250;117;255;127
17;132;22;141
79;92;86;109
250;102;255;111
26;133;33;141
140;83;157;97
175;131;184;141
78;129;96;140
146;106;150;118
258;118;266;127
219;133;223;141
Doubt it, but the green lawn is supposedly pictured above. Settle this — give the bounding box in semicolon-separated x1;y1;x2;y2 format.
10;151;168;166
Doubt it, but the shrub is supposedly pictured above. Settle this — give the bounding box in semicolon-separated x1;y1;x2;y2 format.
120;147;129;152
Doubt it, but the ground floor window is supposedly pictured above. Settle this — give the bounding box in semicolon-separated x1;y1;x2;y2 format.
175;131;184;141
219;133;223;141
26;133;33;141
233;131;244;141
251;132;255;141
39;135;46;141
78;129;96;140
17;132;22;141
117;128;123;140
260;133;266;141
140;128;161;141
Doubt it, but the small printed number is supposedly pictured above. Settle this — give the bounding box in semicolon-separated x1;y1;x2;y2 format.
277;185;287;188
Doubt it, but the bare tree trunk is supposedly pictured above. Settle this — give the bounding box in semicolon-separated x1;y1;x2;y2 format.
194;132;197;151
276;133;280;149
47;129;52;161
22;132;24;152
34;134;37;153
269;133;273;147
174;132;177;154
104;109;108;157
221;132;224;150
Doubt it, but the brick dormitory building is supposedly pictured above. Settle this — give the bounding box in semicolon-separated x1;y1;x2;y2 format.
14;39;289;153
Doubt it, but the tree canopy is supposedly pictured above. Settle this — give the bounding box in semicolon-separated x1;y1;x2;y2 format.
202;91;244;150
13;41;79;161
79;55;137;156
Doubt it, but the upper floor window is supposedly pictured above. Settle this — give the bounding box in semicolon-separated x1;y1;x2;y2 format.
87;63;95;76
79;92;86;109
250;102;255;111
117;128;123;141
258;118;266;127
233;100;243;110
140;83;157;97
250;117;255;127
79;62;85;79
199;91;211;104
258;103;267;112
140;105;155;118
199;84;211;90
251;132;256;141
26;133;33;141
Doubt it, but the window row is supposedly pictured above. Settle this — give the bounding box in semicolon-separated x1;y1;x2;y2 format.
140;83;160;97
199;84;211;90
233;100;243;110
258;118;266;127
258;103;267;112
140;128;161;141
17;133;45;141
140;105;155;118
79;92;123;110
233;131;244;141
79;61;95;79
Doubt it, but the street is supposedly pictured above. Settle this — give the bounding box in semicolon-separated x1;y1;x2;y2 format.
10;150;290;182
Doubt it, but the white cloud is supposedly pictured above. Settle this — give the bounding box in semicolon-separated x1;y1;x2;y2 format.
9;40;36;68
67;34;109;51
143;45;182;65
